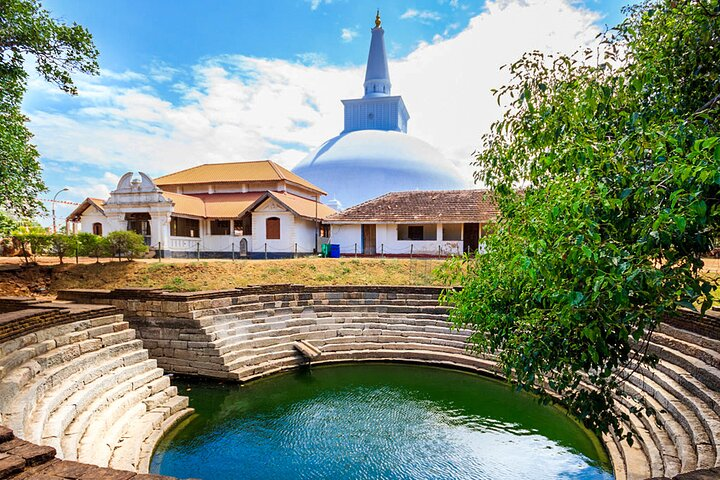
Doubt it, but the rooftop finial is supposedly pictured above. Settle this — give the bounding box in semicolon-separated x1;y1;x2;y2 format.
375;9;381;28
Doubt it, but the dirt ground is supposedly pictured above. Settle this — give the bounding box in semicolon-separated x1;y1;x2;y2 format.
0;256;445;299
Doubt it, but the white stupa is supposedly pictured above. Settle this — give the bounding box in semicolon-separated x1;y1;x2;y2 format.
292;11;467;209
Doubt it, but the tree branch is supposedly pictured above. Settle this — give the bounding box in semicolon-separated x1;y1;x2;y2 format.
696;92;720;113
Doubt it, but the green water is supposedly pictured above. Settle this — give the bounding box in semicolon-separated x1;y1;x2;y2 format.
151;363;613;480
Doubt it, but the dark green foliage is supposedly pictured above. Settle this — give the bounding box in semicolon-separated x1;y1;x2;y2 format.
76;232;106;262
47;233;74;264
0;0;99;217
439;0;720;440
105;231;148;261
0;211;20;237
12;226;50;264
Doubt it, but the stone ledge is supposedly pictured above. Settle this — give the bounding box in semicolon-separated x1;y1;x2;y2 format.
0;426;190;480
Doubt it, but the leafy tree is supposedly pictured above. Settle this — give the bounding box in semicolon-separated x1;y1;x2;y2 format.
47;233;74;264
0;210;20;238
13;227;49;265
0;0;99;217
76;232;106;262
105;231;148;261
439;0;720;442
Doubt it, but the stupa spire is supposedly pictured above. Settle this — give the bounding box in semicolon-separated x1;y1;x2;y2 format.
363;10;391;98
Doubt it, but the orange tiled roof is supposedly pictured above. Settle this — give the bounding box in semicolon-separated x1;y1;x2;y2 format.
326;190;498;224
154;160;326;195
66;198;106;222
162;192;206;217
266;192;337;220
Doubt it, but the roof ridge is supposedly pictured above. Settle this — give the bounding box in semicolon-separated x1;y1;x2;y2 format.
266;160;285;180
154;160;276;182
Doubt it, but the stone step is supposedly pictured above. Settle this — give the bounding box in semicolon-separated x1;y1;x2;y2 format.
209;315;458;345
33;349;155;447
192;297;444;319
232;347;500;383
658;323;720;355
97;329;136;348
651;332;720;370
639;359;720;453
203;309;451;335
615;394;667;478
217;327;470;365
136;407;195;473
62;365;163;462
611;426;652;480
0;339;146;438
108;389;188;471
224;345;300;372
629;365;716;469
622;380;691;474
213;320;468;355
41;359;159;456
602;432;628;480
648;340;720;393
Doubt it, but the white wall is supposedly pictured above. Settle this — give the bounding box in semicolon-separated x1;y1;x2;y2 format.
328;223;465;255
78;206;108;235
251;198;298;254
329;224;362;255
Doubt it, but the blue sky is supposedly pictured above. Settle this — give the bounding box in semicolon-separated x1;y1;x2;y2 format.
25;0;633;224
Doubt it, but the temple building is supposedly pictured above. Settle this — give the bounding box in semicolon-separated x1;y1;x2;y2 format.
292;12;468;209
66;161;336;258
325;190;497;256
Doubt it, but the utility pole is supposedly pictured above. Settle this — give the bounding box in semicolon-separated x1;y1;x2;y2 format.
52;188;69;233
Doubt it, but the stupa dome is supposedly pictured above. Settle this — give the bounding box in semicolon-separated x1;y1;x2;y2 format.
293;130;467;208
291;11;468;209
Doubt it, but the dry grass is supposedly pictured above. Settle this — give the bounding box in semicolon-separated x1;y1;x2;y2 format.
0;257;445;297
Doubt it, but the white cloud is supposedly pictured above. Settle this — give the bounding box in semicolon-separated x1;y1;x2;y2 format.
27;0;602;193
341;28;358;43
400;9;442;22
308;0;331;10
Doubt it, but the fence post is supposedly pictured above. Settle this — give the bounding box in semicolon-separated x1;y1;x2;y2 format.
354;243;357;258
158;242;162;262
197;242;200;261
75;241;79;264
410;244;413;259
264;243;268;260
232;242;235;261
438;245;441;258
294;243;298;258
381;243;384;258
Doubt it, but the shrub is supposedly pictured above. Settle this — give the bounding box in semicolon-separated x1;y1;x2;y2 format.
76;232;107;262
105;231;148;261
13;227;50;265
47;233;75;264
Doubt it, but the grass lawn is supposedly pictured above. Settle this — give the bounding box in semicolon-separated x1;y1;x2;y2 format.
0;257;445;298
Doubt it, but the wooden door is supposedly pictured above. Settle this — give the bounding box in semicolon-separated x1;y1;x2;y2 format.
362;224;376;255
463;223;479;254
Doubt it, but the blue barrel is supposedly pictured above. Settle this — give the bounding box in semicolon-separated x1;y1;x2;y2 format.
329;244;341;258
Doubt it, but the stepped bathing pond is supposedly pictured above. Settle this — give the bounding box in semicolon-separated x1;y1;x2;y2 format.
151;363;612;479
0;285;716;480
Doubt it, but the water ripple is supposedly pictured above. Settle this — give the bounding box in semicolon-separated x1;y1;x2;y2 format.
152;364;614;480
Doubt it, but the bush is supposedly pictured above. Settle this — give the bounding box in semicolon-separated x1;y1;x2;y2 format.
76;232;107;262
48;234;75;264
105;231;148;261
0;211;20;238
13;227;50;265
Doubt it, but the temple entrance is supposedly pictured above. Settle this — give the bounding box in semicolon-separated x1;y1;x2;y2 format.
126;213;152;245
